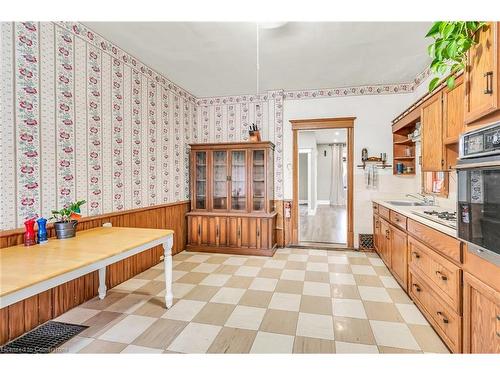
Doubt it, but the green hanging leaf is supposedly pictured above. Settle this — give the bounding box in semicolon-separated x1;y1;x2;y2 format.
429;77;440;92
446;76;456;89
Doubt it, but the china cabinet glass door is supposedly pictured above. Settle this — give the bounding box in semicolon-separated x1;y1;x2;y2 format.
231;150;246;211
195;152;207;209
212;151;228;210
252;150;265;211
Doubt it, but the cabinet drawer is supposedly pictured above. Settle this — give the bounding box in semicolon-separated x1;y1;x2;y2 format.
372;202;378;214
390;211;407;230
408;236;461;313
378;205;390;220
407;219;462;263
409;271;462;353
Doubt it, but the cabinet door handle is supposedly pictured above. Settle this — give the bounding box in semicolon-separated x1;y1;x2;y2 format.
257;227;260;237
484;71;493;95
497;315;500;321
216;224;219;238
385;229;390;239
435;270;448;281
198;223;201;237
412;283;421;292
237;226;241;238
375;221;379;229
412;252;420;259
437;311;449;324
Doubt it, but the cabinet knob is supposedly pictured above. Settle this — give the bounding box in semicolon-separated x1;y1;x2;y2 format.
412;283;421;292
412;252;420;259
435;270;448;281
484;71;493;95
437;311;449;324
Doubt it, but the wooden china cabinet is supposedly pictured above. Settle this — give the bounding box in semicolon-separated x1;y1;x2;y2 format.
186;142;277;256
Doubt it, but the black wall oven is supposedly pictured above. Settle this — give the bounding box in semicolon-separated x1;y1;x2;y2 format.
457;122;500;266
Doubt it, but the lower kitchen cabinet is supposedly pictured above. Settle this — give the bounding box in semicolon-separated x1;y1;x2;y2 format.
390;224;408;291
463;272;500;353
379;218;391;267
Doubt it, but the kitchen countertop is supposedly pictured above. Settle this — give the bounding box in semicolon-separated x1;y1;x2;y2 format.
373;199;457;238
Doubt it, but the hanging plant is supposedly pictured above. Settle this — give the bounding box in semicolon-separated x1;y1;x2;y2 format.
426;21;486;92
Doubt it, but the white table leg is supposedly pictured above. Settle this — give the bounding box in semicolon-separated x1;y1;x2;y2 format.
98;267;107;300
163;235;174;308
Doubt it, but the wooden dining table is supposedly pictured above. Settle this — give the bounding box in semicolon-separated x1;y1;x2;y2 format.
0;226;174;310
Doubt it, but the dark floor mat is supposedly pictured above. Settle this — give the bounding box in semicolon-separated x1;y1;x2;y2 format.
0;321;88;354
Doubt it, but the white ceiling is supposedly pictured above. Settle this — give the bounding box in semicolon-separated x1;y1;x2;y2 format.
84;22;432;97
301;129;347;144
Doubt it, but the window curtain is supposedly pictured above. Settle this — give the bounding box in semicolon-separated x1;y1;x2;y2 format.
329;144;346;206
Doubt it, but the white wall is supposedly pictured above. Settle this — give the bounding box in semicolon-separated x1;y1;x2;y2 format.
283;93;424;246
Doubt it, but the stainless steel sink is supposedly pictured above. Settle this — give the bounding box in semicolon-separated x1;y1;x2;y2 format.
384;200;426;207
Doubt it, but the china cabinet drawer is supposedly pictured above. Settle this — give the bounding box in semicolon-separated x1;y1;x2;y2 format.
390;210;407;231
408;236;461;313
409;271;462;353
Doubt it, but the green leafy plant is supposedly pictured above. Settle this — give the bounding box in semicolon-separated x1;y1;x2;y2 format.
426;21;486;92
50;200;86;222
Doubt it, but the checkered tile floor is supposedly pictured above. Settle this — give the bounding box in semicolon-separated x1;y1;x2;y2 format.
56;248;449;353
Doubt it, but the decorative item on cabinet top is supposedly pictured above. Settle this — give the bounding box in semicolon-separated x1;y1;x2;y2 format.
186;142;277;256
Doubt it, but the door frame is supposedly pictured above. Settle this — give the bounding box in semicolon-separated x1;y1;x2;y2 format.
291;117;355;247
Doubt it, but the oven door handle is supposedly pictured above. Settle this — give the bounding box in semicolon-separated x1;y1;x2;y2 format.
455;160;500;169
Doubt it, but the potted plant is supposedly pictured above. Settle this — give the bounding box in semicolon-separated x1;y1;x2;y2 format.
50;200;86;239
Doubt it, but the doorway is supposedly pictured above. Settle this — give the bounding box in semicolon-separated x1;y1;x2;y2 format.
291;117;355;248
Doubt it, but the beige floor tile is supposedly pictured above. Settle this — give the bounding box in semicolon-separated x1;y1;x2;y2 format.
79;339;127;353
333;298;367;319
210;287;246;304
249;277;278;292
215;264;239;275
59;336;94;353
369;320;420;350
309;249;328;256
225;305;266;330
273;253;289;261
183;285;220;301
186;254;211;263
275;279;305;294
225;275;254;289
176;272;210;285
260;309;299;335
351;265;377;276
380;275;401;289
167;322;221;353
353;274;384;287
132;297;170;318
235;266;261;277
171;270;187;282
174;262;200;272
305;271;330;283
333;316;376;345
285;261;307;270
54;307;100;325
192;302;235;326
308;255;328;263
358;286;392;303
113;278;150;292
299;295;333;315
250;331;294;353
223;256;247;266
132;318;187;349
134;281;166;296
205;255;228;264
291;248;308;254
395;303;429;325
306;262;329;272
363;301;404;322
244;257;267;267
162;299;207;321
264;259;287;269
207;327;257;353
378;345;422;353
172;252;191;261
120;345;164;353
99;315;157;344
288;253;309;262
386;288;412;304
408;324;449;353
191;263;221;274
79;311;125;338
373;266;392;277
136;268;164;280
280;269;306;281
348;257;371;265
105;293;151;314
239;290;273;308
172;282;196;299
368;257;385;266
269;292;302;312
345;251;366;258
258;267;283;279
199;273;231;287
331;284;360;299
327;255;349;265
328;264;351;273
335;341;379;353
80;291;128;310
293;336;335;353
296;312;335;340
329;272;356;285
303;281;331;297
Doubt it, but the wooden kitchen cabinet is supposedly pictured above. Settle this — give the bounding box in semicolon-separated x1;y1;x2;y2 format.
465;22;500;125
390;224;408;291
373;213;381;253
421;91;444;171
379;218;391;267
443;77;464;170
463;272;500;353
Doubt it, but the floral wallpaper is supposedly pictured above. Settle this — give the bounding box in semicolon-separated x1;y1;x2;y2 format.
0;21;429;231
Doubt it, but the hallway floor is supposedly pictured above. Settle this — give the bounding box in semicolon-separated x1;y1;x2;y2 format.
55;248;448;354
300;204;347;244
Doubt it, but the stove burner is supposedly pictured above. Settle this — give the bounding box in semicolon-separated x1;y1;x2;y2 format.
423;210;457;222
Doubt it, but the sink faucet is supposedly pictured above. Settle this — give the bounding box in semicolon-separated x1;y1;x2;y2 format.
406;193;436;206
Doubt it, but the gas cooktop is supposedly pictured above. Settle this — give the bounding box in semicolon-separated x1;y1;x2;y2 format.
411;210;457;229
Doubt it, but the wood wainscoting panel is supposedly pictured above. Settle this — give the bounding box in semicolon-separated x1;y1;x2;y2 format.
0;201;189;345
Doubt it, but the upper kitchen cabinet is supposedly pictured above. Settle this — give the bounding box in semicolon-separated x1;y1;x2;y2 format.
421;91;444;171
443;76;464;169
465;22;500;125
